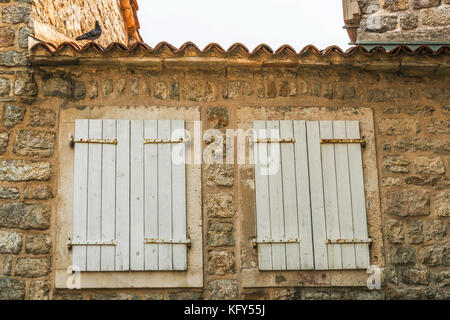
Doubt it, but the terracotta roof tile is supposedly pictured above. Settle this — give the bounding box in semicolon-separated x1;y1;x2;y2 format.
30;41;450;58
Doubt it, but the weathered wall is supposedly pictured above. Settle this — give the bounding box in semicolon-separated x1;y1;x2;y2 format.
0;1;449;300
32;0;128;47
357;0;450;42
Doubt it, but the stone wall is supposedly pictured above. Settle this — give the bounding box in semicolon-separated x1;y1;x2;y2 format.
32;0;128;47
357;0;450;42
0;1;449;300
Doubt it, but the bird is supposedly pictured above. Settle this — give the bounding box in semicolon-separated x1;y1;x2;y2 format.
76;21;102;42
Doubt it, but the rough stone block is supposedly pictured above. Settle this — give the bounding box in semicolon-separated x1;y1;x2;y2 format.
0;160;51;181
0;203;50;230
2;103;25;128
386;219;405;244
206;221;234;246
433;192;449;217
391;246;416;265
0;131;9;154
0;230;22;253
384;189;430;216
182;80;217;102
407;220;424;244
30;108;56;128
42;77;71;98
28;280;50;300
14;257;51;277
208;250;235;276
205;192;234;218
208;280;238;300
414;156;445;175
13;130;56;158
0;278;25;300
205;164;234;187
25;234;51;254
382;156;410;173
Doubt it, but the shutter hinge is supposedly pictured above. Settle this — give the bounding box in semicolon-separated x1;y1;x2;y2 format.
320;137;366;148
70;135;118;147
67;239;117;250
252;237;300;248
144;238;191;248
143;138;187;144
326;238;372;244
251;138;296;144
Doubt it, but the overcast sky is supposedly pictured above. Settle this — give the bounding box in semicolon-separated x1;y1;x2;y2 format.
137;0;350;52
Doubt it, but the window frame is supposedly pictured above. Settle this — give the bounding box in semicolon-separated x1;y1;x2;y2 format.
237;106;383;288
55;106;203;289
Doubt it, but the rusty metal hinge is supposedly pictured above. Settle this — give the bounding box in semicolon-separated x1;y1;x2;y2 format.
70;135;117;147
143;138;187;144
144;238;191;248
252;138;296;144
67;239;117;250
320;137;366;148
252;237;300;248
326;238;372;244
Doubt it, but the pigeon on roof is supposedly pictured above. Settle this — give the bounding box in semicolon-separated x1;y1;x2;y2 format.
76;21;102;42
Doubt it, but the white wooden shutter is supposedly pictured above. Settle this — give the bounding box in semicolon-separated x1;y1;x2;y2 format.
72;119;188;271
253;120;370;270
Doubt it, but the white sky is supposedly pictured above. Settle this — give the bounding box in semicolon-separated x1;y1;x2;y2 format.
137;0;350;52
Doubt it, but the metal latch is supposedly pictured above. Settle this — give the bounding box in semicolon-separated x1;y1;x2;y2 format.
144;238;191;248
320;137;366;148
67;239;117;250
252;237;300;248
70;135;117;147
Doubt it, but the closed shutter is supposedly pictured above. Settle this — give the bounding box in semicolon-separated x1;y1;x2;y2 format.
72;119;188;271
253;120;370;271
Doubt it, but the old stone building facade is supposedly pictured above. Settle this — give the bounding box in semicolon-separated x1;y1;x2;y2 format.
343;0;450;46
0;1;448;300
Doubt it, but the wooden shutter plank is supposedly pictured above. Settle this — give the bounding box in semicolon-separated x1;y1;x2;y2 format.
266;120;286;270
73;119;89;271
86;120;102;271
346;121;370;269
100;120;116;271
253;121;272;270
116;120;130;271
320;121;343;270
144;120;159;270
333;121;356;269
130;120;145;270
158;120;173;270
280;120;300;270
293;120;314;270
306;121;328;270
171;120;187;270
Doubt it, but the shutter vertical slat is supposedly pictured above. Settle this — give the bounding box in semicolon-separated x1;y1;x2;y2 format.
293;120;314;269
73;119;89;271
346;121;370;269
130;120;145;270
333;121;356;269
266;120;287;270
280;120;300;270
320;121;343;270
86;120;102;271
171;120;187;270
253;121;273;270
307;121;328;270
158;120;173;270
144;120;159;270
115;120;130;271
100;120;116;271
